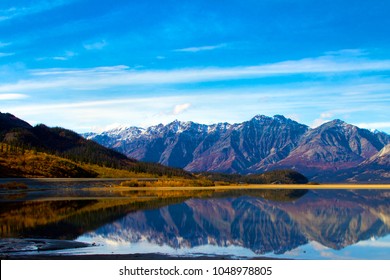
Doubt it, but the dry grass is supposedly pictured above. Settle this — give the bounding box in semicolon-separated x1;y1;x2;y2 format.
0;142;161;178
86;164;155;178
105;183;390;191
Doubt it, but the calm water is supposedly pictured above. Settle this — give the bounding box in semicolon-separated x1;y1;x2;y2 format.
1;182;389;259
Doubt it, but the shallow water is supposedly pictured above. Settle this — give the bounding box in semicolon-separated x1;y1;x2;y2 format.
1;183;389;259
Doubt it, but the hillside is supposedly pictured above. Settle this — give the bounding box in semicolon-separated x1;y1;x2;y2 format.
0;142;96;178
200;169;309;184
0;142;165;178
0;112;192;178
86;115;390;183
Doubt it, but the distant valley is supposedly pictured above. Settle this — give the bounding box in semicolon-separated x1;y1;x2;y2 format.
86;115;390;183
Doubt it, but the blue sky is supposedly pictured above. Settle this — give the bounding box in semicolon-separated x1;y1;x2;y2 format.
1;0;390;133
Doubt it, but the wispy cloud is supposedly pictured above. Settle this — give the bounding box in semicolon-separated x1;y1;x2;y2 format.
320;112;333;119
30;65;129;76
172;103;191;115
37;51;77;61
2;52;390;133
174;44;226;52
83;40;108;50
311;119;328;128
311;113;333;128
3;55;390;92
5;95;191;131
0;93;28;100
53;51;77;61
357;122;390;131
5;86;390;133
0;1;74;22
7;98;146;112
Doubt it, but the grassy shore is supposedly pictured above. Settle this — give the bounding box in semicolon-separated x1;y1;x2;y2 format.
2;177;390;191
110;183;390;190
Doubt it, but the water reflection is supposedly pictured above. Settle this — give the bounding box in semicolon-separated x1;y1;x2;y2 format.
0;188;306;239
74;190;390;258
1;188;389;259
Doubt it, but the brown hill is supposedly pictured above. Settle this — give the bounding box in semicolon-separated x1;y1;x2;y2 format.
0;112;192;178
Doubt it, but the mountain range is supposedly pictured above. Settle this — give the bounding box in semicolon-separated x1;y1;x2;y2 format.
85;115;390;183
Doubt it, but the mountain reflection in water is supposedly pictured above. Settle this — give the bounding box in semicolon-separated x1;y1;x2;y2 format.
1;189;389;259
78;189;390;258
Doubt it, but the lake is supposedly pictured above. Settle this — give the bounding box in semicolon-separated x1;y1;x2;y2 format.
0;180;389;259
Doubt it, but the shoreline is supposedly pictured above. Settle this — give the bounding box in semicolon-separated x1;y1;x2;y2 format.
0;238;283;260
109;184;390;190
2;252;284;260
0;177;389;189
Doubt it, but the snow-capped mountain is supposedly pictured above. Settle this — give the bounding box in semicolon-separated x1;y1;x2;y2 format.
85;115;390;182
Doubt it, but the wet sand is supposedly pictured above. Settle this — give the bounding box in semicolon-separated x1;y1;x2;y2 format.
2;253;282;260
0;238;282;260
0;238;90;253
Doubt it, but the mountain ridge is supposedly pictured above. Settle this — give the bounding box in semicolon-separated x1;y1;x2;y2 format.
85;115;390;182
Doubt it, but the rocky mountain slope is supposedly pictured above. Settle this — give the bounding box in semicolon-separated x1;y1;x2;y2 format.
86;115;390;182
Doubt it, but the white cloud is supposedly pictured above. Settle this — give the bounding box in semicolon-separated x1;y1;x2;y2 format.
311;118;331;128
4;87;390;133
0;93;28;100
30;65;129;76
356;122;390;131
2;51;390;133
7;98;148;112
172;103;191;115
2;55;390;93
37;51;77;61
52;57;68;61
83;40;107;50
6;95;190;131
0;1;75;22
90;123;130;133
312;110;345;128
174;44;226;52
320;112;333;118
0;90;329;132
53;51;77;61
